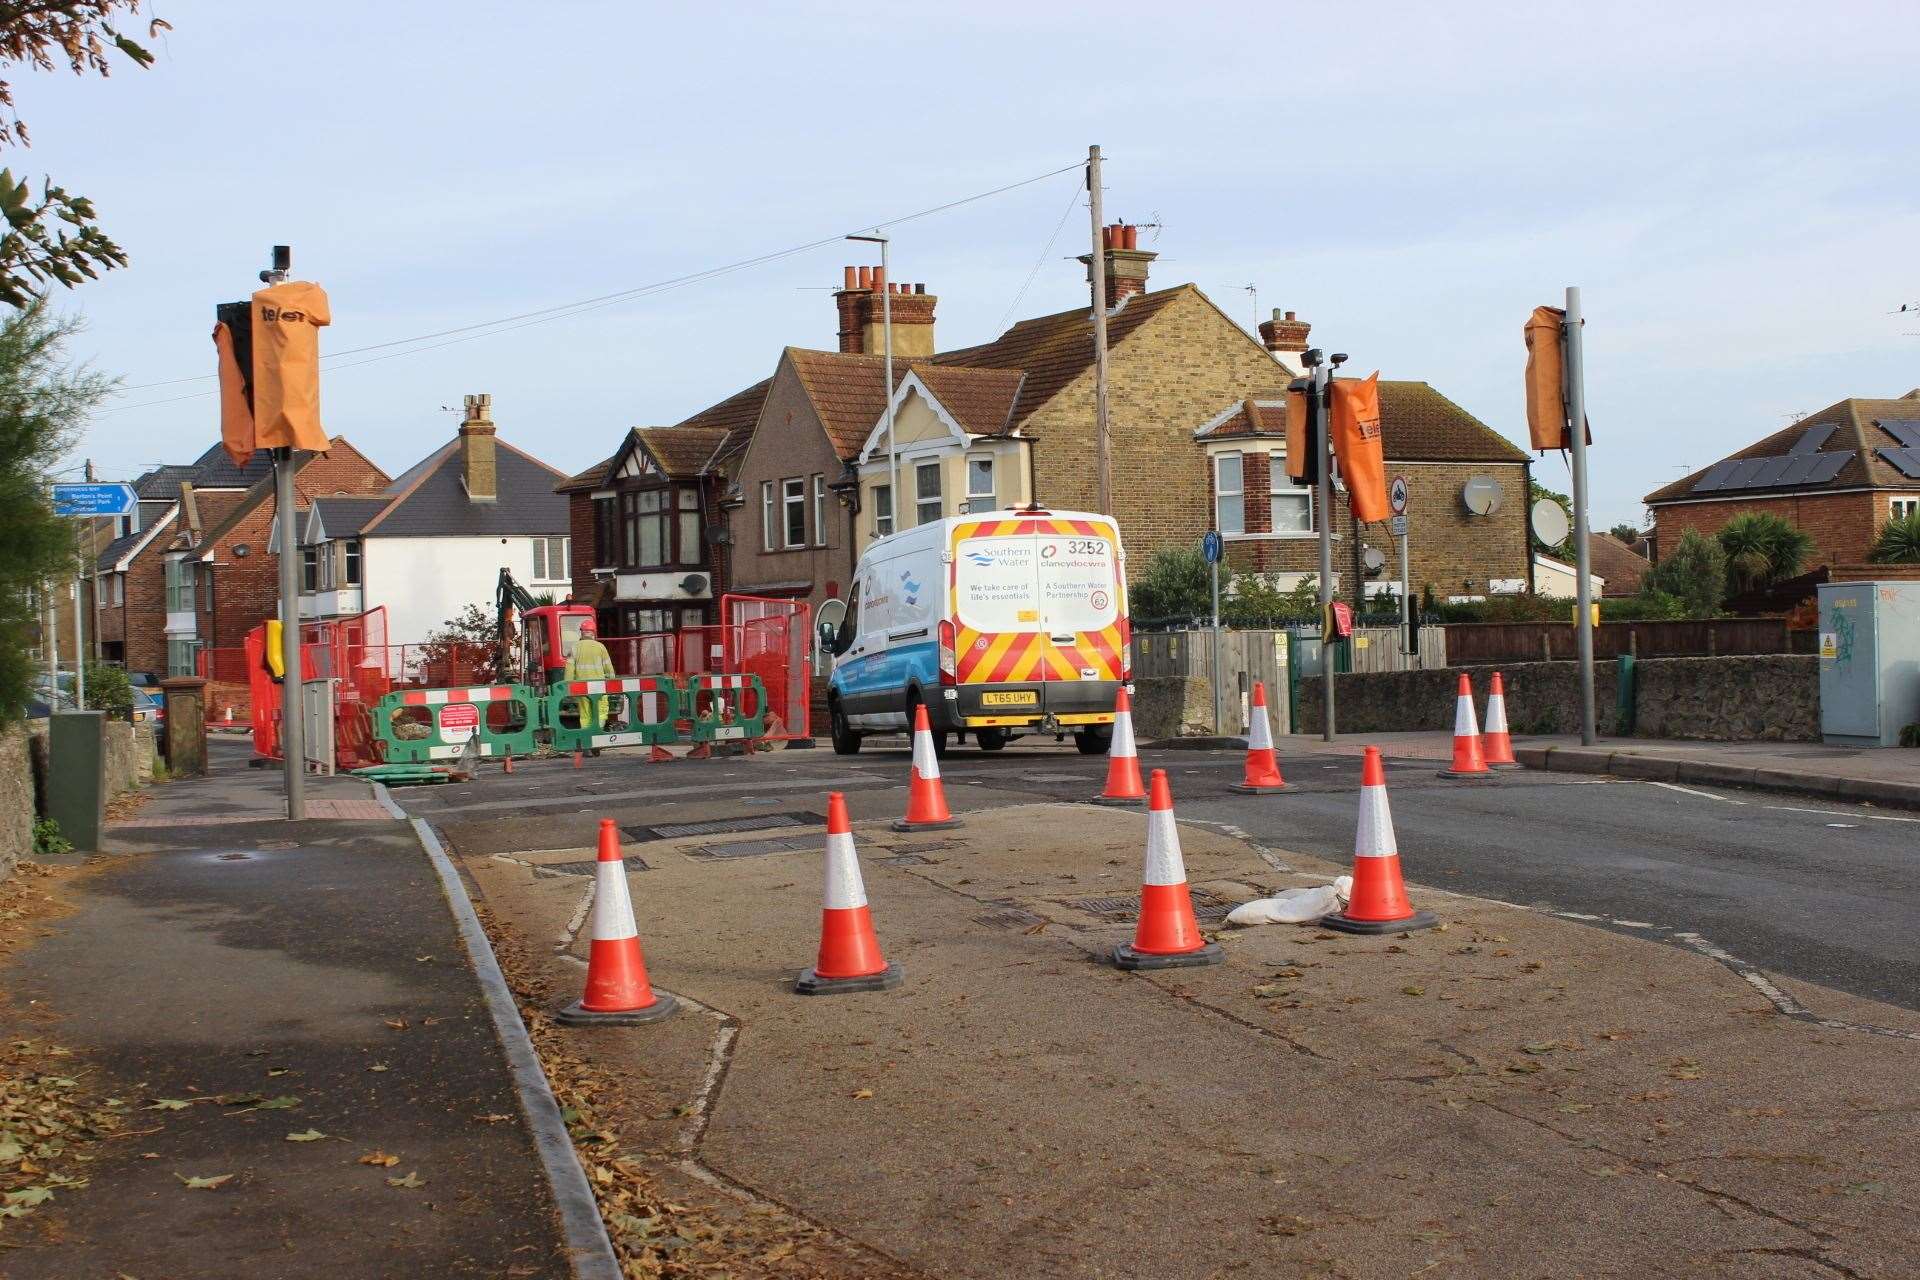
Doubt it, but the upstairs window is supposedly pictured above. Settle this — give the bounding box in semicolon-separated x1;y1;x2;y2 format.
1268;451;1313;532
873;483;894;538
783;477;807;548
678;490;702;565
761;481;775;551
1214;452;1244;535
915;462;942;526
1893;497;1920;522
532;536;570;582
812;474;828;547
592;496;616;566
164;557;196;612
967;456;995;513
300;546;319;592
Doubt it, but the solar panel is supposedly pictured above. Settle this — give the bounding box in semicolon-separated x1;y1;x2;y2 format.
1877;419;1920;450
1690;460;1738;493
1807;451;1851;482
1745;456;1795;488
1878;446;1920;480
1721;458;1767;489
1775;453;1822;487
1789;423;1837;454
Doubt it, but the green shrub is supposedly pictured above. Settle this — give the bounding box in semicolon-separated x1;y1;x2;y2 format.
1717;512;1813;591
1868;510;1920;564
31;817;70;855
82;661;131;714
1130;548;1224;625
1642;531;1725;618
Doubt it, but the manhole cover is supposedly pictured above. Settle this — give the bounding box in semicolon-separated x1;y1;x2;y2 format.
684;835;819;860
624;812;821;843
534;857;647;877
1068;891;1231;922
877;853;932;867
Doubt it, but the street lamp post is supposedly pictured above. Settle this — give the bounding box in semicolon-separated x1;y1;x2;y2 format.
847;233;896;533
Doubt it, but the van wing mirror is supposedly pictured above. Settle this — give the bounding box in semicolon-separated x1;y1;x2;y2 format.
815;597;847;647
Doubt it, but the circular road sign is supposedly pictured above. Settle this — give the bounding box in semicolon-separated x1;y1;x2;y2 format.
1201;529;1223;563
1389;474;1409;515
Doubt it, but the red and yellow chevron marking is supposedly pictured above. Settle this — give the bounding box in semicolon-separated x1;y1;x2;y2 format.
948;515;1127;685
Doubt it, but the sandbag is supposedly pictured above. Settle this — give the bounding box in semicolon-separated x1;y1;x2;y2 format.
1225;876;1352;926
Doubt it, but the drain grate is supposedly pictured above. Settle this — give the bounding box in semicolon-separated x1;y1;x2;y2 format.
683;835;819;860
533;856;647;877
623;812;820;843
877;852;932;867
973;908;1046;930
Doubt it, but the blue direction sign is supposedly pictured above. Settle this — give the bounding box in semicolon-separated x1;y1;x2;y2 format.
1201;529;1223;564
52;483;138;517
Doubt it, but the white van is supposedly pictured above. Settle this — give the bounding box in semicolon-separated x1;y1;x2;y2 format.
818;508;1130;754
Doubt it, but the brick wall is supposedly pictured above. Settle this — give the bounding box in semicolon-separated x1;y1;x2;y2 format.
120;510;180;677
567;491;600;604
1650;491;1884;568
728;358;857;613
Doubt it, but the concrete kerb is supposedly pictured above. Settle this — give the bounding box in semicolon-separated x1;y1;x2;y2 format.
406;809;623;1280
1518;747;1920;812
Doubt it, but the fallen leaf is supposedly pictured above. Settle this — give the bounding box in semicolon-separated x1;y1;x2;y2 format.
1401;986;1425;997
174;1173;235;1190
4;1186;53;1207
144;1099;192;1111
1505;1061;1545;1074
850;1088;874;1100
383;1019;408;1031
266;1068;291;1078
257;1096;301;1110
1588;1165;1627;1178
414;955;434;962
284;1129;326;1143
1597;1031;1631;1041
367;1064;389;1073
1251;984;1288;999
1524;1041;1561;1055
473;1113;512;1124
358;1151;400;1167
386;1171;424;1188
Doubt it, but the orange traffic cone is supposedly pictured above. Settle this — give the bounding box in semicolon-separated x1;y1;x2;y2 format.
1323;747;1437;934
1482;671;1519;769
1437;673;1494;780
1112;770;1224;970
1092;686;1147;805
797;792;902;995
893;704;961;831
557;820;678;1024
1229;681;1288;794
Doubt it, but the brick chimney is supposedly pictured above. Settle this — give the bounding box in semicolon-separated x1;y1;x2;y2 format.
1077;223;1157;311
833;266;937;357
1258;307;1312;378
459;392;497;503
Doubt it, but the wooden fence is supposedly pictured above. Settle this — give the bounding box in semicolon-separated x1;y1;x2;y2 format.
1440;618;1793;664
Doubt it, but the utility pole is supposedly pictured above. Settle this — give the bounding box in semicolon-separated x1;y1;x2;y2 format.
1565;286;1596;746
262;246;305;819
71;518;85;710
1306;349;1338;742
1087;144;1113;515
847;233;897;528
85;458;101;662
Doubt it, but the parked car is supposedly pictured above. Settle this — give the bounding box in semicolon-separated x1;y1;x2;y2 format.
130;686;165;729
819;508;1130;755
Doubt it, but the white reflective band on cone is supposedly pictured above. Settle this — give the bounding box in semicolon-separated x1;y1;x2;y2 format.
1110;707;1136;757
1142;808;1188;886
1453;694;1479;737
912;725;941;780
822;831;869;910
1354;783;1396;859
1247;703;1273;750
1485;693;1508;735
591;858;639;941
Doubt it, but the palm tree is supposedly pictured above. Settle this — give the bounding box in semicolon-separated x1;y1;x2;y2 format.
1716;512;1813;592
1869;510;1920;564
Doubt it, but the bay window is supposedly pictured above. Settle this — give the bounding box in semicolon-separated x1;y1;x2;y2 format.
1214;452;1244;535
915;462;941;526
873;483;894;538
1268;451;1313;532
678;490;701;565
967;456;995;513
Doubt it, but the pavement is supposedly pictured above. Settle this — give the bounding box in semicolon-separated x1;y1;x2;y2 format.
0;741;579;1279
408;741;1920;1279
1515;734;1920;810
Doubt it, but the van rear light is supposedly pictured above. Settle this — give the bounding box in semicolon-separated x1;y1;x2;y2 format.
938;619;957;685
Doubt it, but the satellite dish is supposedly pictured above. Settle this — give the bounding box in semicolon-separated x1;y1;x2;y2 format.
1361;545;1387;574
678;574;709;596
1461;475;1502;516
1530;498;1570;546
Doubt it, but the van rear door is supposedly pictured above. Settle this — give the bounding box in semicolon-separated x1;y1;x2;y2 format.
952;518;1046;692
1032;518;1125;687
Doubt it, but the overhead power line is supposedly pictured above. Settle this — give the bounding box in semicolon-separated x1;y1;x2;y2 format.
101;159;1086;415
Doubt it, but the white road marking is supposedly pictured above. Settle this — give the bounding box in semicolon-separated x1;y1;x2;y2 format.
1641;780;1745;805
1766;804;1920;824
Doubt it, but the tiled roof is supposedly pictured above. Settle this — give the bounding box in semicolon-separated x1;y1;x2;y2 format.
186;442;276;488
554;452;618;495
784;352;1025;458
556;379;775;494
133;464;196;499
934;284;1189;430
1191;384;1529;463
675;377;772;466
1588;533;1651;597
637;425;730;476
307;496;391;539
363;439;569;538
1644;393;1920;504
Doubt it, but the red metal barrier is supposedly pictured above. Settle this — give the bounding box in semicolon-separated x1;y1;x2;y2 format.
722;595;811;740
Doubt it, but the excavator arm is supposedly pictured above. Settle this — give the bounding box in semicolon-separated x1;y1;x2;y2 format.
496;568;538;682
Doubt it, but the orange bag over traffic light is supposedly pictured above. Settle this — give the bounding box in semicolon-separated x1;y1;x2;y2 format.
1285;385;1313;481
1329;372;1389;522
213;313;255;468
1523;305;1592;452
252;281;331;453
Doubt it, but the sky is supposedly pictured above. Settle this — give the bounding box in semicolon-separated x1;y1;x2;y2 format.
24;1;1920;531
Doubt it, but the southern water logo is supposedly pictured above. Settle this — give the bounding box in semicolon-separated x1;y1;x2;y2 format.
901;568;922;606
964;550;994;567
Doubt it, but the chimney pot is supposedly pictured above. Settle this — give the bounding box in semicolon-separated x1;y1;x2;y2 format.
1122;224;1138;250
914;282;926;295
843;266;857;290
857;265;872;289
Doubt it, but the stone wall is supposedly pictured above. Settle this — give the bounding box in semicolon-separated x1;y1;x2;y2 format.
0;727;30;880
1131;675;1215;740
1296;655;1820;743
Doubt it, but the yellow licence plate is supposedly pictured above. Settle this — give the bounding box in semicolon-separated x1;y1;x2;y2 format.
980;691;1037;707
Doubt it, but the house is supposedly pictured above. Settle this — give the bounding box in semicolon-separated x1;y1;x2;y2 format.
554;379;766;637
1643;391;1920;570
287;394;572;646
1587;533;1651;598
94;441;388;677
1531;554;1605;600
